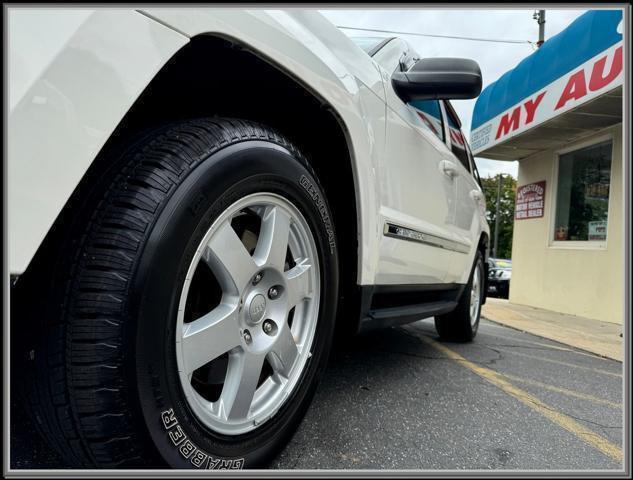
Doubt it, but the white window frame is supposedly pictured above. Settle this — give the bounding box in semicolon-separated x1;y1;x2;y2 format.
548;133;614;250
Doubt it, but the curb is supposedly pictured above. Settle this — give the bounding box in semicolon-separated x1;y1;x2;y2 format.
481;315;622;363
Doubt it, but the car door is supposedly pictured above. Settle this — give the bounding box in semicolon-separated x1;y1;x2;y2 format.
371;39;457;285
442;100;485;283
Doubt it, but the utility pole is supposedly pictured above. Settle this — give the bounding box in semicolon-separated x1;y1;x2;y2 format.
534;10;546;48
493;174;503;258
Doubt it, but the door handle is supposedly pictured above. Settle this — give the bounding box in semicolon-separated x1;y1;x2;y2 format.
470;190;484;201
470;189;486;214
439;160;459;178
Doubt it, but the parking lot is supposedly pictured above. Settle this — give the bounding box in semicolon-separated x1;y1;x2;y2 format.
11;319;623;470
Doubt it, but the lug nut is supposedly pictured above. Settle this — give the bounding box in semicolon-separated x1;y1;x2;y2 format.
252;272;263;285
243;329;252;344
268;287;279;299
262;320;277;336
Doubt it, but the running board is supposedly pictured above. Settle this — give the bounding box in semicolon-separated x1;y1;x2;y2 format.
357;284;464;333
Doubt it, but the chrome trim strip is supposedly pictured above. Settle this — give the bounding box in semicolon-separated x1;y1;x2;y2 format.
383;222;470;254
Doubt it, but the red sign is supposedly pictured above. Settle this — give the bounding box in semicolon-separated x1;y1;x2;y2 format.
515;181;546;220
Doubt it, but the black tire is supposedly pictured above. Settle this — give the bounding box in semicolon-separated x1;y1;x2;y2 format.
434;252;484;342
22;118;339;468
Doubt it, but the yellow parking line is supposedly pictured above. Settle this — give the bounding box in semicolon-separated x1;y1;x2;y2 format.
415;333;623;463
500;373;622;409
495;348;622;378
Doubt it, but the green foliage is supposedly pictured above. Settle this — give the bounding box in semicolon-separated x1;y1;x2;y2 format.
481;174;517;259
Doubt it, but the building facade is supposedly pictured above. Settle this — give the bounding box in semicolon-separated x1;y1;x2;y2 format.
471;10;624;324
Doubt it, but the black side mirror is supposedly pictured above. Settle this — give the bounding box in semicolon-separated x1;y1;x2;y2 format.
391;58;482;102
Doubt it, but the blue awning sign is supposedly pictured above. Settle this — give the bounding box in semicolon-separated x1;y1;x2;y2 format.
471;10;623;155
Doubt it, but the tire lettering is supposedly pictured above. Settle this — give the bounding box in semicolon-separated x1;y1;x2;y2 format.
160;408;244;469
299;175;336;254
168;425;186;446
190;450;208;468
161;408;178;430
208;458;243;470
179;440;196;459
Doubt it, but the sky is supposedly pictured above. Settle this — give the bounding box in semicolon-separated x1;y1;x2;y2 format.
320;8;588;179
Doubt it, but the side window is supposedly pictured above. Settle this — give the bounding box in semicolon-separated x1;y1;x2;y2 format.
408;100;444;141
391;44;442;141
444;101;471;172
465;141;482;186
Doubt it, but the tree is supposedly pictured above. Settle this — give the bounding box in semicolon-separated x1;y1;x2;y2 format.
481;174;517;259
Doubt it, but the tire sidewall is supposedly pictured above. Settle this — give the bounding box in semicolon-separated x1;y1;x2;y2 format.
469;253;485;337
131;141;338;468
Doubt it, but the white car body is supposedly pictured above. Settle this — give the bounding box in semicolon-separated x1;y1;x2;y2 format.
8;8;489;287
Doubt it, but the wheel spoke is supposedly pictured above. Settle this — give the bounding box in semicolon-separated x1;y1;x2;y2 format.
253;206;291;270
268;326;299;378
286;261;313;308
220;351;266;421
180;304;240;377
203;221;258;293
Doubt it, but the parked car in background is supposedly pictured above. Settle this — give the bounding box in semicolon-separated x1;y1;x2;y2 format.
9;9;488;469
487;258;512;298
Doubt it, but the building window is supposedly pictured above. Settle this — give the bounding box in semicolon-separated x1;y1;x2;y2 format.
554;140;612;242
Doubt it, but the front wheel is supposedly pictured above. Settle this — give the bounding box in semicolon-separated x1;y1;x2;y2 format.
25;118;339;468
435;252;484;342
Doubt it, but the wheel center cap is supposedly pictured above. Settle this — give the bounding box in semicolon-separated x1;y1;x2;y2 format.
248;294;267;325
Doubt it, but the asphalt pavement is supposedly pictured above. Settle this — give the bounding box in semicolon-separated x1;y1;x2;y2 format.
10;319;624;471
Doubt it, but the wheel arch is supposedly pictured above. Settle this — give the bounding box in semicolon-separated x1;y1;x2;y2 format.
17;33;362;334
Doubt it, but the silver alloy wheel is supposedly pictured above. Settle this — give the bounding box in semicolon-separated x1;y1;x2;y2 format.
469;263;481;327
175;193;320;435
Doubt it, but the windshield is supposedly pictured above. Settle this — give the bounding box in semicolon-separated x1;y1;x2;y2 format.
492;259;512;269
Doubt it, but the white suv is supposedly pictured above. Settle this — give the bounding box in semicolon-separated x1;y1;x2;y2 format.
9;9;489;469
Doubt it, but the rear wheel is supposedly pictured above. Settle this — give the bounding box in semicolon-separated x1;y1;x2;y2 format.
435;252;484;342
23;118;339;468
